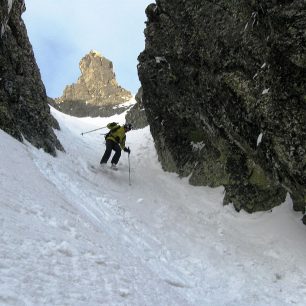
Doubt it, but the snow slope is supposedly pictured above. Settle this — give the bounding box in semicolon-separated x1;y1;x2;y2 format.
1;104;306;306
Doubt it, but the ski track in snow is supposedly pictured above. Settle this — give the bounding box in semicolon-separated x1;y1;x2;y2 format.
1;104;306;305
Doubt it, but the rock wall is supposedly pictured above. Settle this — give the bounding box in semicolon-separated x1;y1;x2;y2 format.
138;0;306;215
54;50;132;117
125;87;148;130
0;0;63;156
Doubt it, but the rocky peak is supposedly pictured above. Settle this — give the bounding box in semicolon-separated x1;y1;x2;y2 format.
79;50;115;88
55;50;132;112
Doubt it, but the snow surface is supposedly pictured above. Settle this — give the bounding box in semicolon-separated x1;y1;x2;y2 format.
1;103;306;305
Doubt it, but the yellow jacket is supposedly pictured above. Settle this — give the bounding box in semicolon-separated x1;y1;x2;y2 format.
105;123;126;150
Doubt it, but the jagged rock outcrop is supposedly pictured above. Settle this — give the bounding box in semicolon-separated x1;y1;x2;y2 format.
54;50;132;117
0;0;63;156
125;87;148;129
138;0;306;215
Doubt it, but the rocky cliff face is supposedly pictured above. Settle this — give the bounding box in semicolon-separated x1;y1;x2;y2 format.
54;50;132;117
125;87;148;130
0;0;63;156
138;0;306;216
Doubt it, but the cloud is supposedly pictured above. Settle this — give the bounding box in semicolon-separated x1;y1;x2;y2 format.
23;0;152;97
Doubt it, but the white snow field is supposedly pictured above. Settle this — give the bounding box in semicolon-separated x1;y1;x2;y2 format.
1;102;306;306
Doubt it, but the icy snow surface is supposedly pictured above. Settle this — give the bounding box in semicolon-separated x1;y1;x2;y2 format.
0;103;306;305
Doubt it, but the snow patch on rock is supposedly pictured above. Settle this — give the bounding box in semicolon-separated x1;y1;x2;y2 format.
257;133;263;146
8;0;14;14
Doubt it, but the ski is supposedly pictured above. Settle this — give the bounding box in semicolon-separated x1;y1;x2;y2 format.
88;163;119;173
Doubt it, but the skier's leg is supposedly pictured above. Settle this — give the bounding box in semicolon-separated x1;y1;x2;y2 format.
100;140;113;164
111;143;121;165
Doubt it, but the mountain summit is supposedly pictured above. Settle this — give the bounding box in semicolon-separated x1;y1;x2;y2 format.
54;50;132;116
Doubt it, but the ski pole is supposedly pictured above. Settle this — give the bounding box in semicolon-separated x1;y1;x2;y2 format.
128;152;131;186
81;126;107;136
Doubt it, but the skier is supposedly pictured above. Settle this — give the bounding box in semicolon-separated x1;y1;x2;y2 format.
100;122;132;170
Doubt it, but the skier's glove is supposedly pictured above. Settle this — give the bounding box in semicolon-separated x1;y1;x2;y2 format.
124;147;131;154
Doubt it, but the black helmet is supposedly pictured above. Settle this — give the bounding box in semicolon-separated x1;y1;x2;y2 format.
124;123;133;131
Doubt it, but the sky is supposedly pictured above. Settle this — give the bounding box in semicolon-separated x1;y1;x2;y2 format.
1;103;306;304
23;0;153;98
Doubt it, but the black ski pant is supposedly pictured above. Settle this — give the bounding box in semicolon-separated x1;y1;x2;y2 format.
100;139;121;165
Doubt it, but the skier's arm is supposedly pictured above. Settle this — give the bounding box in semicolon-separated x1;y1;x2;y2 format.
120;135;126;150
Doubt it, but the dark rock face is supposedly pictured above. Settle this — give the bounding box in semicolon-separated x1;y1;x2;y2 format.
54;50;132;117
125;87;148;129
0;0;63;156
138;0;306;213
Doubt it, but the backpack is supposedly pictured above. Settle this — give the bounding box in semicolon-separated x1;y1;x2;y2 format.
105;122;120;140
